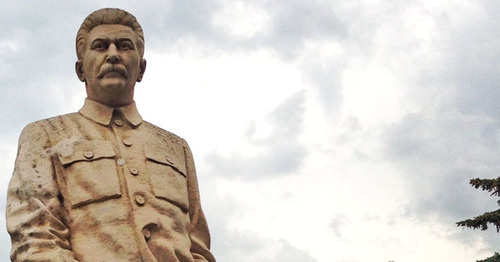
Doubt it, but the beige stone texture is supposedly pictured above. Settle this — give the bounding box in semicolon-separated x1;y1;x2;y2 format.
6;8;215;262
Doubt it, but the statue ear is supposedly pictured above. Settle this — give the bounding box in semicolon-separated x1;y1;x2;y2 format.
75;60;85;82
137;58;147;82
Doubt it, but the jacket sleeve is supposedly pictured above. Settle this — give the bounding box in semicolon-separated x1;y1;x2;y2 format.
182;140;216;262
6;122;78;262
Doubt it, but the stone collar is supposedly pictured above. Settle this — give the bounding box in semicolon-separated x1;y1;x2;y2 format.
78;98;142;127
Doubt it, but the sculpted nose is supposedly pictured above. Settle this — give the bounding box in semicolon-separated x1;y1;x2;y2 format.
106;44;120;64
106;54;120;64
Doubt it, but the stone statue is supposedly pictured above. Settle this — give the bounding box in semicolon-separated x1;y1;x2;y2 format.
6;8;215;262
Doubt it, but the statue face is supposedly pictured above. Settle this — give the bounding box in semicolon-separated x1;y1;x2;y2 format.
76;24;146;107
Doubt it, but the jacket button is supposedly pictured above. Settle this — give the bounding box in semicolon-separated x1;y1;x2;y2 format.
142;228;151;239
114;119;124;126
123;139;132;146
135;195;145;206
166;156;174;165
83;150;94;159
129;167;139;175
117;158;125;166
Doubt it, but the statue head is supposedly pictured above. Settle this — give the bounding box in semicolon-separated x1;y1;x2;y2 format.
76;8;145;60
75;8;147;107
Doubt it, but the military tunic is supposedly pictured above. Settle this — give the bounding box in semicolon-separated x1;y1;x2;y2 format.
7;98;215;262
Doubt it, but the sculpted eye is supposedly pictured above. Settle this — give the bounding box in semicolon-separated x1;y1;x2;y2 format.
118;41;134;50
91;41;106;51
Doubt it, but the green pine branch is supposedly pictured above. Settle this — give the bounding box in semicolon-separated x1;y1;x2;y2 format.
469;178;500;198
456;209;500;232
477;252;500;262
456;177;500;232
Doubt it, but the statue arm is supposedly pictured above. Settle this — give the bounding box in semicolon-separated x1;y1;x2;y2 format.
7;122;78;262
183;141;216;262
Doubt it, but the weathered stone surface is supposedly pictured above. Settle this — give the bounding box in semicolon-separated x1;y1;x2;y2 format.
6;8;215;262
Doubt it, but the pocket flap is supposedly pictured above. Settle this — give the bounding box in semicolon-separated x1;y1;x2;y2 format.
58;140;115;166
145;144;186;177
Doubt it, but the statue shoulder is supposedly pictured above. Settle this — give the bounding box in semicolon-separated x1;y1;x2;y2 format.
141;120;188;147
20;112;81;140
26;112;80;127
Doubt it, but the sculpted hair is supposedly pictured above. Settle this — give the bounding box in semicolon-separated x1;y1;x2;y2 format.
76;8;145;59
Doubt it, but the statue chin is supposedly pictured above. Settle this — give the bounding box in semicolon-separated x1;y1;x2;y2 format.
100;76;128;90
87;84;133;107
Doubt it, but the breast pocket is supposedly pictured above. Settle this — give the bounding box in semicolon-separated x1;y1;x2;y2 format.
145;145;189;212
57;140;121;208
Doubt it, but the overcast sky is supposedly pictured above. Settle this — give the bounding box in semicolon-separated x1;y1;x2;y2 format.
1;0;499;261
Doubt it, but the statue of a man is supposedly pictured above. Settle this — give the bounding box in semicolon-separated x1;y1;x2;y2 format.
6;8;215;262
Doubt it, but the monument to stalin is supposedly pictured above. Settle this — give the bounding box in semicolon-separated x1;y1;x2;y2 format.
6;8;216;262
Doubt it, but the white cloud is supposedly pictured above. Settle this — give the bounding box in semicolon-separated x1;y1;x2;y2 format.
1;1;499;261
212;1;271;39
137;43;305;156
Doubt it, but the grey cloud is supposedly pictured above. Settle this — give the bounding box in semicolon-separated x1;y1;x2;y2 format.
270;239;317;262
0;232;10;261
212;229;316;262
261;0;346;59
6;1;500;260
300;58;345;113
133;0;219;48
199;178;260;259
400;2;500;120
435;2;500;119
207;203;264;260
383;111;500;248
201;178;314;261
90;1;346;114
135;0;346;60
0;2;88;137
0;195;10;257
384;111;500;208
329;214;348;238
2;2;318;260
380;4;500;250
206;92;307;179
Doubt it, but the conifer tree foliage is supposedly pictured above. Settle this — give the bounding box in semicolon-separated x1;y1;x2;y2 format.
457;178;500;262
477;252;500;262
456;177;500;232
